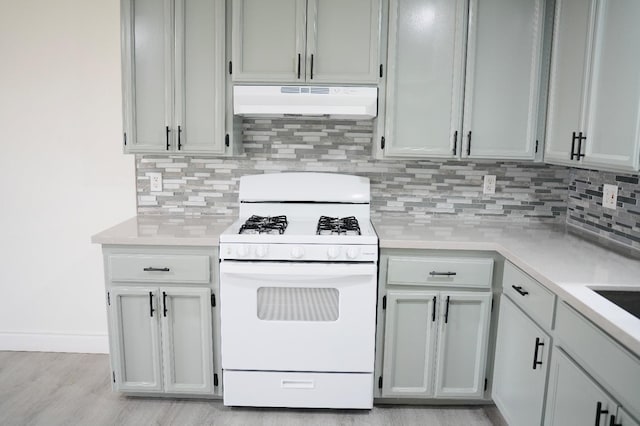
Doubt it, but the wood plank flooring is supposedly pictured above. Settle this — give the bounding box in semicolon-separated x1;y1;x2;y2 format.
0;352;502;426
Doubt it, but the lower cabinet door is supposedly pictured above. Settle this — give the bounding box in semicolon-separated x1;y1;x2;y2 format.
381;290;438;397
545;347;616;426
434;292;491;398
111;287;163;392
492;296;550;426
161;287;214;394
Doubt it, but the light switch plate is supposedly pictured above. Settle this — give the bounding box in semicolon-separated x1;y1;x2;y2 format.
149;172;163;192
602;184;618;209
483;175;496;195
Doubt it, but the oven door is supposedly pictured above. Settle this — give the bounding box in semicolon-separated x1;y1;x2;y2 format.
220;261;377;373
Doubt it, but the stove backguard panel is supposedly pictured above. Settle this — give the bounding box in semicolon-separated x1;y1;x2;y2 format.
135;117;639;250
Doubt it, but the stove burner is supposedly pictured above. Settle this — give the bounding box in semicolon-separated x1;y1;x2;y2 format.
317;216;361;236
239;215;288;235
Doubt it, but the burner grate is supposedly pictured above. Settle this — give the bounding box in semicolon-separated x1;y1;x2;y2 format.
316;216;361;236
239;215;288;235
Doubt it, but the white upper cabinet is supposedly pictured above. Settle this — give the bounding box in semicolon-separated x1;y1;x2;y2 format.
381;0;544;160
462;0;544;160
544;0;594;167
383;0;467;158
122;0;228;155
231;0;381;84
545;0;640;172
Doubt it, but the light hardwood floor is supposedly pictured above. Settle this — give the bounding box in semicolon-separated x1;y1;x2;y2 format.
0;352;502;426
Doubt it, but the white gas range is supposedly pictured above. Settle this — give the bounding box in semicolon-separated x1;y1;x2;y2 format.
219;172;378;409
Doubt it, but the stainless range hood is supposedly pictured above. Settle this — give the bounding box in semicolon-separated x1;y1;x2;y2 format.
233;85;378;119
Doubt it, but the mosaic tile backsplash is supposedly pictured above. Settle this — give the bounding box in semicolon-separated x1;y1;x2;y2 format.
137;118;570;223
567;168;640;250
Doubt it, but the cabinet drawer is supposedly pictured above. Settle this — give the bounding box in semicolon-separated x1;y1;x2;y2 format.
108;254;210;283
556;302;640;417
387;257;493;288
502;262;555;330
223;370;373;409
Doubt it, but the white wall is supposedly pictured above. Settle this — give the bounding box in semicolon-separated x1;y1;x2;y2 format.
0;0;135;353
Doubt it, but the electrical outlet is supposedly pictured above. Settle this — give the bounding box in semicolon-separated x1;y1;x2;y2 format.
483;175;496;195
149;172;163;192
602;184;618;210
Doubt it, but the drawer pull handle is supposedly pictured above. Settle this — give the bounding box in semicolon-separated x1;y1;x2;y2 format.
429;271;457;277
143;267;170;272
281;380;314;389
512;285;529;296
532;337;544;369
595;401;609;426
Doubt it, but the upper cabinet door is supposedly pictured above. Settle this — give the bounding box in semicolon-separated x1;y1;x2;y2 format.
231;0;307;82
384;0;467;158
175;0;226;154
306;0;381;84
122;0;174;152
582;0;640;172
462;0;544;160
544;0;595;167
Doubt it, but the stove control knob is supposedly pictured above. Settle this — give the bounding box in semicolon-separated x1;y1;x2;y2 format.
237;245;250;258
291;246;305;259
346;247;359;260
327;247;340;259
255;245;268;258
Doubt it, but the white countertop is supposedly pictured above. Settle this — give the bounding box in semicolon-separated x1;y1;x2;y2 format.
373;215;640;357
92;214;640;356
91;215;234;246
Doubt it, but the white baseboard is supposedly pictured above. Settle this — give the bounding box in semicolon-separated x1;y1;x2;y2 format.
0;332;109;354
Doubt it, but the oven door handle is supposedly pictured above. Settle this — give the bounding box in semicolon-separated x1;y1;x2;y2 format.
220;262;376;279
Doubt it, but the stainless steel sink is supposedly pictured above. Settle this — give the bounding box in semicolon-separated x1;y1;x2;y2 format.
594;289;640;320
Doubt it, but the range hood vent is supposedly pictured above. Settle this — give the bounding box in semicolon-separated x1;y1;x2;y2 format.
233;85;378;119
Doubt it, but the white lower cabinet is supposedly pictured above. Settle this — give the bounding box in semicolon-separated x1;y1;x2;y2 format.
381;290;491;399
103;246;220;398
111;287;214;395
492;295;550;426
545;348;618;426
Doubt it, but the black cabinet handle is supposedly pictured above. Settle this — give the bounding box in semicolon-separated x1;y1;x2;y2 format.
162;291;168;317
429;271;457;276
466;131;472;155
432;296;436;322
444;296;450;324
149;292;155;317
165;126;170;150
577;132;586;160
512;285;529;296
177;125;182;150
609;415;622;426
532;337;544;369
595;402;609;426
143;267;170;272
297;53;301;79
452;130;458;155
310;54;314;79
571;131;577;160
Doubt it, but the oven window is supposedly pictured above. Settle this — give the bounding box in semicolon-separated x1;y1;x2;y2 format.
257;287;339;321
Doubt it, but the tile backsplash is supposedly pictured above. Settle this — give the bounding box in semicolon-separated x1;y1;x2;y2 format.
567;168;640;250
137;118;569;222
